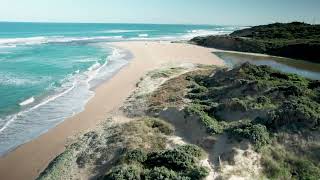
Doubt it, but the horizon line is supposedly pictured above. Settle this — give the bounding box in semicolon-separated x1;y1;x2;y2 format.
0;20;251;27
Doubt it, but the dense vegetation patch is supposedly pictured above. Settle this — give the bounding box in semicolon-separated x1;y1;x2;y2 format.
191;22;320;62
148;67;214;114
231;22;320;40
230;124;270;150
187;63;320;179
100;145;209;180
261;145;320;180
152;62;320;179
184;104;223;135
37;117;176;180
186;63;319;131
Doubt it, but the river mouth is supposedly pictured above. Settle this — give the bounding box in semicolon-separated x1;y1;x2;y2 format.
214;51;320;80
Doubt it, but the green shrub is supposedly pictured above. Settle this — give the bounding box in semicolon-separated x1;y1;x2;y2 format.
176;145;206;159
122;149;147;164
216;98;248;112
261;156;291;179
231;124;270;149
102;165;142;180
185;104;223;134
144;167;189;180
261;147;320;180
185;166;209;180
101;145;208;180
145;149;196;171
267;98;320;130
290;158;320;180
189;83;208;94
145;118;175;135
256;96;270;104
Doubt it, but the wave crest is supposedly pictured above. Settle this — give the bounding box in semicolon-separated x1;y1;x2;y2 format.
0;36;124;47
19;97;35;106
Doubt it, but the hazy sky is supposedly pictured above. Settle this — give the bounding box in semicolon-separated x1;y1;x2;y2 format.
1;0;319;25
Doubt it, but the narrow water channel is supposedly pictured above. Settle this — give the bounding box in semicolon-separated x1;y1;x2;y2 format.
214;51;320;80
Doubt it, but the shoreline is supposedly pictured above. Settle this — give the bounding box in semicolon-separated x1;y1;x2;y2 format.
0;45;130;157
0;41;224;180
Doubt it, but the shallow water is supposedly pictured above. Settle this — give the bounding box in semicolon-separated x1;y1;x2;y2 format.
214;52;320;80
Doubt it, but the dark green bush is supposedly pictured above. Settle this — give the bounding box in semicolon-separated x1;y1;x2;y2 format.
231;124;270;149
185;166;209;180
145;149;196;171
257;96;270;104
122;149;147;164
267;98;320;130
102;145;208;180
230;22;320;40
144;167;190;180
176;145;205;159
102;165;142;180
189;83;208;94
184;104;223;134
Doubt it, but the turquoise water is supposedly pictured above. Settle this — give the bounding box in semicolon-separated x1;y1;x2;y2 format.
0;22;239;155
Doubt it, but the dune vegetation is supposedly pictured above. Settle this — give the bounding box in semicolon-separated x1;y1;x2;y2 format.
148;62;320;179
38;62;320;179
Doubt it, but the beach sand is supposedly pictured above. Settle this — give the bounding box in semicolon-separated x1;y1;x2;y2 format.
0;41;224;180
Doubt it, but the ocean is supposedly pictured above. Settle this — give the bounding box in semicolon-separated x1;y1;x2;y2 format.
0;22;239;155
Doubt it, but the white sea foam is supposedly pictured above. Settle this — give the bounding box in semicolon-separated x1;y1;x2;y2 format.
182;29;230;39
19;97;35;106
74;58;99;63
86;47;124;84
100;29;154;33
0;45;17;48
138;34;149;37
0;36;124;47
128;29;231;41
0;80;77;134
128;36;177;41
88;62;101;72
0;73;51;86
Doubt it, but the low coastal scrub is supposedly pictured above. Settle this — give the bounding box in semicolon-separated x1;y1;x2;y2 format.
38;117;178;179
184;103;223;135
148;67;213;114
148;62;320;179
37;148;75;180
230;124;270;150
101;145;209;180
261;145;320;180
39;63;320;179
38;115;211;179
230;22;320;40
191;22;320;62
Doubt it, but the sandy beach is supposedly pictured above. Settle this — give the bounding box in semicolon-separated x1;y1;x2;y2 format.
0;41;224;180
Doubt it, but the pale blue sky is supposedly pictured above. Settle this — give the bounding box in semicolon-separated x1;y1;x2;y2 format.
1;0;319;25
